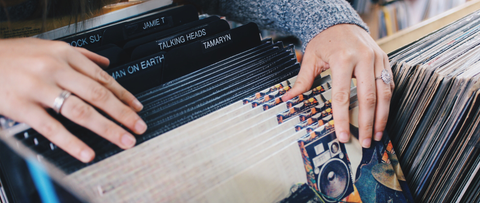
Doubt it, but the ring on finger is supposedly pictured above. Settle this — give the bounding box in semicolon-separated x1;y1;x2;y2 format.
53;90;71;114
375;69;392;85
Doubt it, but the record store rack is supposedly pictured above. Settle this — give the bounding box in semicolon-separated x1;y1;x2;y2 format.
2;1;480;203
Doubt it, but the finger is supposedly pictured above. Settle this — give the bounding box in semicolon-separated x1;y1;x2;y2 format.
74;47;110;68
282;50;321;101
54;69;147;135
329;57;355;143
373;54;393;141
21;102;95;163
355;51;376;148
60;95;137;149
68;49;143;112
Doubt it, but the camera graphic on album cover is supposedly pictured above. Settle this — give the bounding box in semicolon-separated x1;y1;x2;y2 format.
298;130;354;202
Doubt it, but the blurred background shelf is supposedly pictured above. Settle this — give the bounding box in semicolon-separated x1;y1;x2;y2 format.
375;0;480;53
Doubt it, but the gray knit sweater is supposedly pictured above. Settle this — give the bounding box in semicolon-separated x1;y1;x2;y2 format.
190;0;368;51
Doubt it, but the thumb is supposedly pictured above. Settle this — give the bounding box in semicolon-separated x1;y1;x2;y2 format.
282;51;323;101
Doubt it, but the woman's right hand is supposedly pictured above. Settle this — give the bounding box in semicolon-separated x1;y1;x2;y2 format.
282;24;394;148
0;38;147;163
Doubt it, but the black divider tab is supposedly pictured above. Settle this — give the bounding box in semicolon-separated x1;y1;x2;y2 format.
59;5;198;49
107;53;166;94
63;29;104;48
123;16;220;50
102;5;198;47
130;19;230;60
124;15;173;37
57;4;177;48
162;23;261;83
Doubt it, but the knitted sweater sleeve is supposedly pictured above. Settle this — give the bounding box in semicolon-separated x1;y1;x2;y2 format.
187;0;368;51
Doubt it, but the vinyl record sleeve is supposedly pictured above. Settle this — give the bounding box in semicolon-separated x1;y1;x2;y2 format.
416;69;480;201
440;90;480;201
171;77;297;134
136;40;276;102
117;86;356;201
139;47;290;118
130;87;339;201
428;91;480;202
141;56;298;134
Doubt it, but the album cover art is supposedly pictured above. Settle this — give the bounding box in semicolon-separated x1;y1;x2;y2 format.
277;96;324;124
251;86;291;108
298;104;330;122
285;83;330;109
301;115;333;133
243;80;292;104
296;105;414;203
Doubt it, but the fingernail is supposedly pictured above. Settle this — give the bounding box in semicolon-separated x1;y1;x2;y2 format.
80;149;93;163
362;139;371;148
338;132;349;142
135;120;147;133
133;99;143;111
374;132;383;141
121;134;136;148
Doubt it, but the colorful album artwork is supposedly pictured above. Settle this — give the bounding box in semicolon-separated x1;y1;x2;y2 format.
304;115;333;133
262;97;284;110
296;105;414;203
296;107;332;131
243;82;289;104
285;83;329;109
251;86;290;108
277;96;324;124
261;83;330;111
298;104;328;122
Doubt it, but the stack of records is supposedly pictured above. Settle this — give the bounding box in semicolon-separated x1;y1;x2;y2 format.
2;3;415;203
388;10;480;202
10;4;299;174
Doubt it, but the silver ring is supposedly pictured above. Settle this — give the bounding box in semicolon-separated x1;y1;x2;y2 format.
53;90;71;114
375;69;391;85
